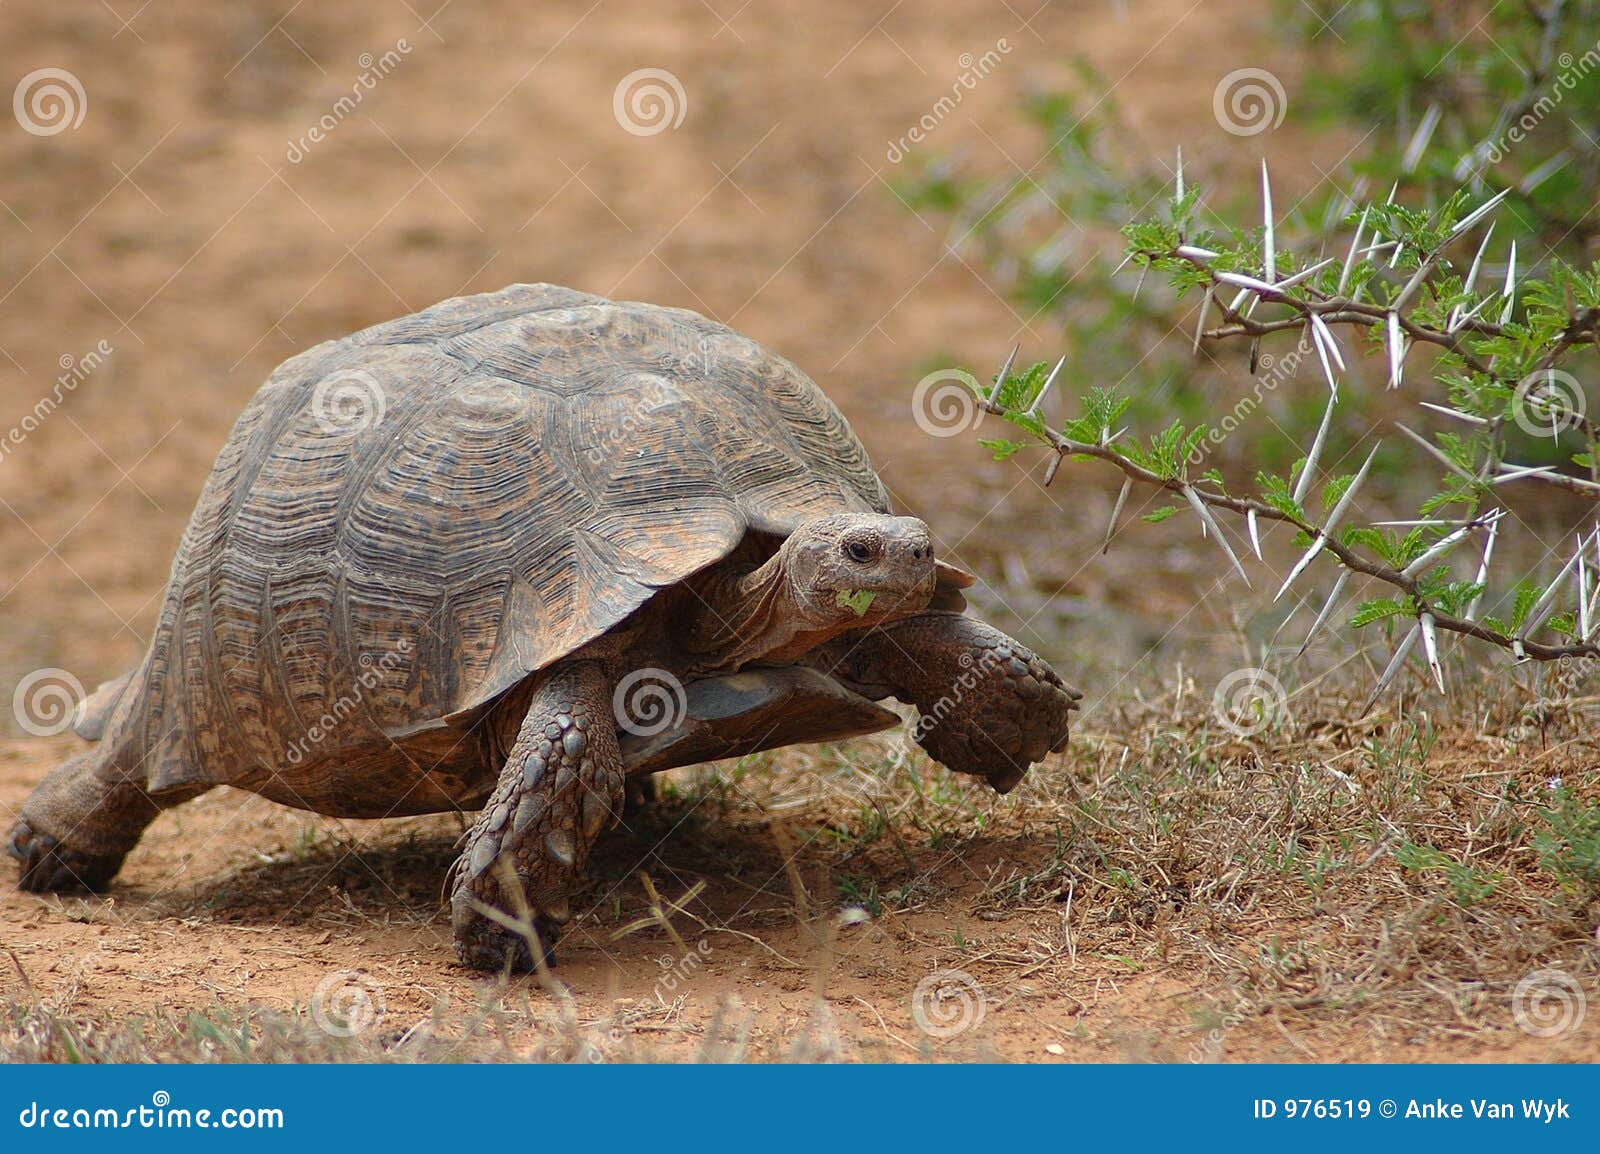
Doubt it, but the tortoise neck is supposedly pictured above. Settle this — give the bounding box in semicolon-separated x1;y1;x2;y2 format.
684;543;808;672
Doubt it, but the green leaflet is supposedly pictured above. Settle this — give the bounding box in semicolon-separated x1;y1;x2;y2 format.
836;589;877;617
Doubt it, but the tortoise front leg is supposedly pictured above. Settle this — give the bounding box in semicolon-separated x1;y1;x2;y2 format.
450;660;624;972
810;613;1081;793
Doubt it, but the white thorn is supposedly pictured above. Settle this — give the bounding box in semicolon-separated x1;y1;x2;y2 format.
990;345;1020;403
1181;485;1251;586
1262;159;1276;285
1338;207;1369;297
1499;241;1517;325
1271;256;1337;292
1449;186;1510;237
1520;153;1569;194
1215;271;1278;296
1247;507;1263;561
1401;521;1482;578
1298;568;1352;657
1466;513;1501;621
1464;220;1495;291
1309;316;1339;392
1361;622;1421;716
1419;612;1444;693
1311;309;1346;369
1281;445;1381;601
1402;105;1441;173
1103;477;1132;554
1177;245;1220;262
1419;401;1489;426
1387;312;1406;389
1276;536;1325;602
1446;293;1494;335
1192;288;1212;355
1175;146;1185;201
1294;389;1340;506
1026;355;1067;417
1491;465;1600;493
1394;421;1475;481
1521;548;1585;639
1578;542;1591;642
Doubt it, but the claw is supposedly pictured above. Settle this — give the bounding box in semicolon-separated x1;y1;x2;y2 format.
545;829;576;866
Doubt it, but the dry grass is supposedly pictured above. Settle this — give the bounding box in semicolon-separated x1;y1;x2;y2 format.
5;661;1597;1064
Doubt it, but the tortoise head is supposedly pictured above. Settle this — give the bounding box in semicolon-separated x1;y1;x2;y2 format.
685;512;939;671
779;512;937;630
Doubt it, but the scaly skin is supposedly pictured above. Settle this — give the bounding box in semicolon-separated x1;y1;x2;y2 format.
449;660;624;972
810;613;1081;793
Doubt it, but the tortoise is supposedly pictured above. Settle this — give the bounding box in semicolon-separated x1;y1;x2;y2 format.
9;284;1081;971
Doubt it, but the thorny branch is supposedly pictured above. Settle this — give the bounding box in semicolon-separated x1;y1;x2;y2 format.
977;165;1600;695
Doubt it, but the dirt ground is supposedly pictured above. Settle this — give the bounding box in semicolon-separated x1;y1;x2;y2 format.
1;1;1597;1062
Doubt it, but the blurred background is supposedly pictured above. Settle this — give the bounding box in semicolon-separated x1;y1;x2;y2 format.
2;0;1596;717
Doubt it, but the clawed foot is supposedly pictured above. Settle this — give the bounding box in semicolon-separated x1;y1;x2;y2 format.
8;819;125;893
818;613;1081;794
452;899;560;973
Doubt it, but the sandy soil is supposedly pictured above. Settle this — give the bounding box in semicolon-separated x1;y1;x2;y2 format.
2;1;1595;1062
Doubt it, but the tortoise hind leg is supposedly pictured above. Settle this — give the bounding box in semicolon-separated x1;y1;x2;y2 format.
9;751;207;892
450;660;625;972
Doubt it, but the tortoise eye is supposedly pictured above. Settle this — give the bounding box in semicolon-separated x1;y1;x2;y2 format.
844;540;875;564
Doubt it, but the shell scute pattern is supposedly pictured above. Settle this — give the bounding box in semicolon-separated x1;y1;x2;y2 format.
92;286;888;799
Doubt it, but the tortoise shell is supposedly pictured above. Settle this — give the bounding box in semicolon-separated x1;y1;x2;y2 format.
89;284;891;808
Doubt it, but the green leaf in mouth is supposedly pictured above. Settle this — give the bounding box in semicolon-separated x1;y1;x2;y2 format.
835;589;877;617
